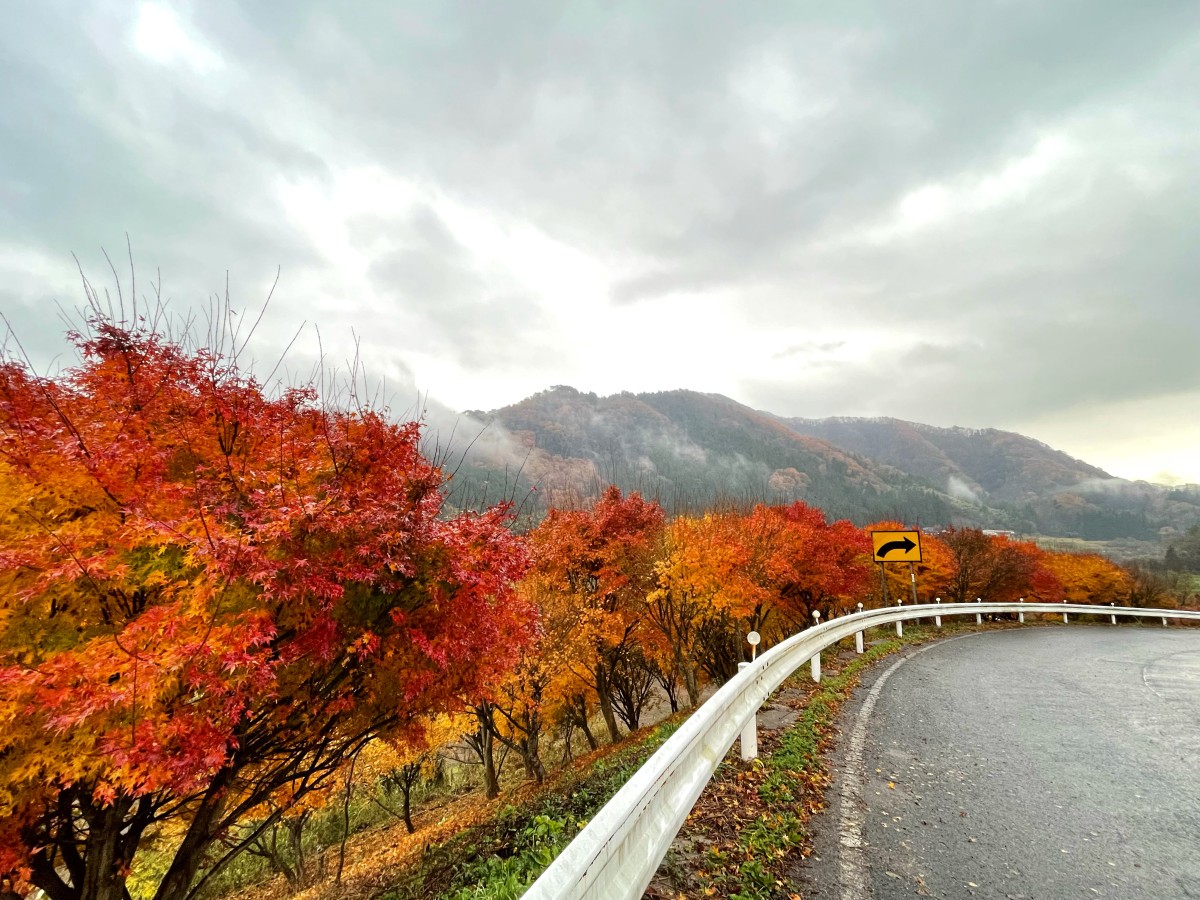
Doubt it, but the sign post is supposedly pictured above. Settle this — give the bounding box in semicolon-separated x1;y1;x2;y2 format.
872;530;923;612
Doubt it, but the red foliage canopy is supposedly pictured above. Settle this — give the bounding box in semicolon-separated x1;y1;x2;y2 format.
0;317;531;900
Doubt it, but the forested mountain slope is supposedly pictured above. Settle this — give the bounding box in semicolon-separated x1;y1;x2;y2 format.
453;387;1200;540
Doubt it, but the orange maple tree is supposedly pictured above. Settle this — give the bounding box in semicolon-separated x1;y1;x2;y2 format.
650;504;871;685
0;311;531;900
1041;550;1132;606
752;503;872;627
646;512;753;707
524;486;664;744
488;577;588;784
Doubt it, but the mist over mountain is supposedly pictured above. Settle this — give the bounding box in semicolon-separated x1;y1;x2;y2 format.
451;387;1200;541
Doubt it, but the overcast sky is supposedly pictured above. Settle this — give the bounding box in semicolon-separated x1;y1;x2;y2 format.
3;1;1199;483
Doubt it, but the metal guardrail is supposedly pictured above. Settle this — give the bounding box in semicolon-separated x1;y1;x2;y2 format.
523;601;1200;900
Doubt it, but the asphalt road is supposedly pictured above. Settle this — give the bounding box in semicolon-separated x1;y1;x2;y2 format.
798;626;1200;899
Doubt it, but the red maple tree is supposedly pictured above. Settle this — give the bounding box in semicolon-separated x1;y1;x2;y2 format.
0;309;531;900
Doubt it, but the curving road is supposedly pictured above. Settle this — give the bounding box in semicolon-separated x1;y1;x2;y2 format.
796;627;1200;899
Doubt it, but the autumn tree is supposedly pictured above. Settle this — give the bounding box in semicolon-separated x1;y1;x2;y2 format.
655;504;871;686
487;576;595;784
696;504;873;667
237;761;346;889
937;528;1042;604
493;664;551;785
1124;561;1183;609
1041;551;1133;607
453;701;506;799
525;487;664;744
647;511;763;702
757;503;872;627
367;718;464;835
0;305;532;900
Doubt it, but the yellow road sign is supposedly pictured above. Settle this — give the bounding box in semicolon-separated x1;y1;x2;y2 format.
871;530;922;563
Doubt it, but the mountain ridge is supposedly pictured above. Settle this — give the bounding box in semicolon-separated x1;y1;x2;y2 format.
454;386;1199;541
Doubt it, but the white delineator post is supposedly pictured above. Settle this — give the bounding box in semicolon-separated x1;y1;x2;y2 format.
739;628;762;761
1111;603;1118;625
736;662;758;760
895;599;904;637
976;597;983;625
1163;615;1169;627
934;597;942;628
1018;597;1025;624
811;611;822;682
1063;598;1069;624
855;602;865;654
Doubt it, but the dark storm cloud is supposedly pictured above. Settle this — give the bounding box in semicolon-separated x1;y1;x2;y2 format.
745;300;1200;429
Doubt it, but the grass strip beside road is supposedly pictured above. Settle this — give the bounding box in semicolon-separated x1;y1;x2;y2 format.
379;718;683;900
651;624;983;900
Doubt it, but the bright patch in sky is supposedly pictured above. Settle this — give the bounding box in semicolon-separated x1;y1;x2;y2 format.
977;136;1070;206
887;135;1073;237
131;4;222;73
898;184;952;228
1017;391;1200;485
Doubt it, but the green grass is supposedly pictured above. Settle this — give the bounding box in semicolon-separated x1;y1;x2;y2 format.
1026;533;1164;563
697;628;963;900
1177;573;1200;595
379;719;681;900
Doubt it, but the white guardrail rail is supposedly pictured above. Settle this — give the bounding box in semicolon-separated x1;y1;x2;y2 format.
523;600;1200;900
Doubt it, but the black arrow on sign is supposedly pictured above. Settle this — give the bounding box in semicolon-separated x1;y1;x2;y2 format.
877;537;916;557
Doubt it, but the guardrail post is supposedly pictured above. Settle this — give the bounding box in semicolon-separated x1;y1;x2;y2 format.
1162;615;1169;627
976;597;982;625
855;602;865;653
1018;597;1025;624
1110;603;1117;625
934;597;942;628
895;599;903;637
1062;598;1069;624
811;611;822;682
737;662;758;760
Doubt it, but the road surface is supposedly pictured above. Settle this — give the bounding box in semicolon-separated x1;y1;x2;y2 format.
795;626;1200;899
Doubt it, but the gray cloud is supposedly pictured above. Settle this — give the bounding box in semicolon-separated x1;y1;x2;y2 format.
773;341;846;360
360;205;568;369
2;1;1198;478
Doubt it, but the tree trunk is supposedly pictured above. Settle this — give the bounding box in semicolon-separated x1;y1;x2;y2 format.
559;717;576;764
80;799;134;900
335;753;357;884
474;704;500;799
682;662;700;710
594;665;621;744
153;770;232;900
284;816;307;887
521;717;546;784
481;731;499;798
401;782;415;834
571;696;599;750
